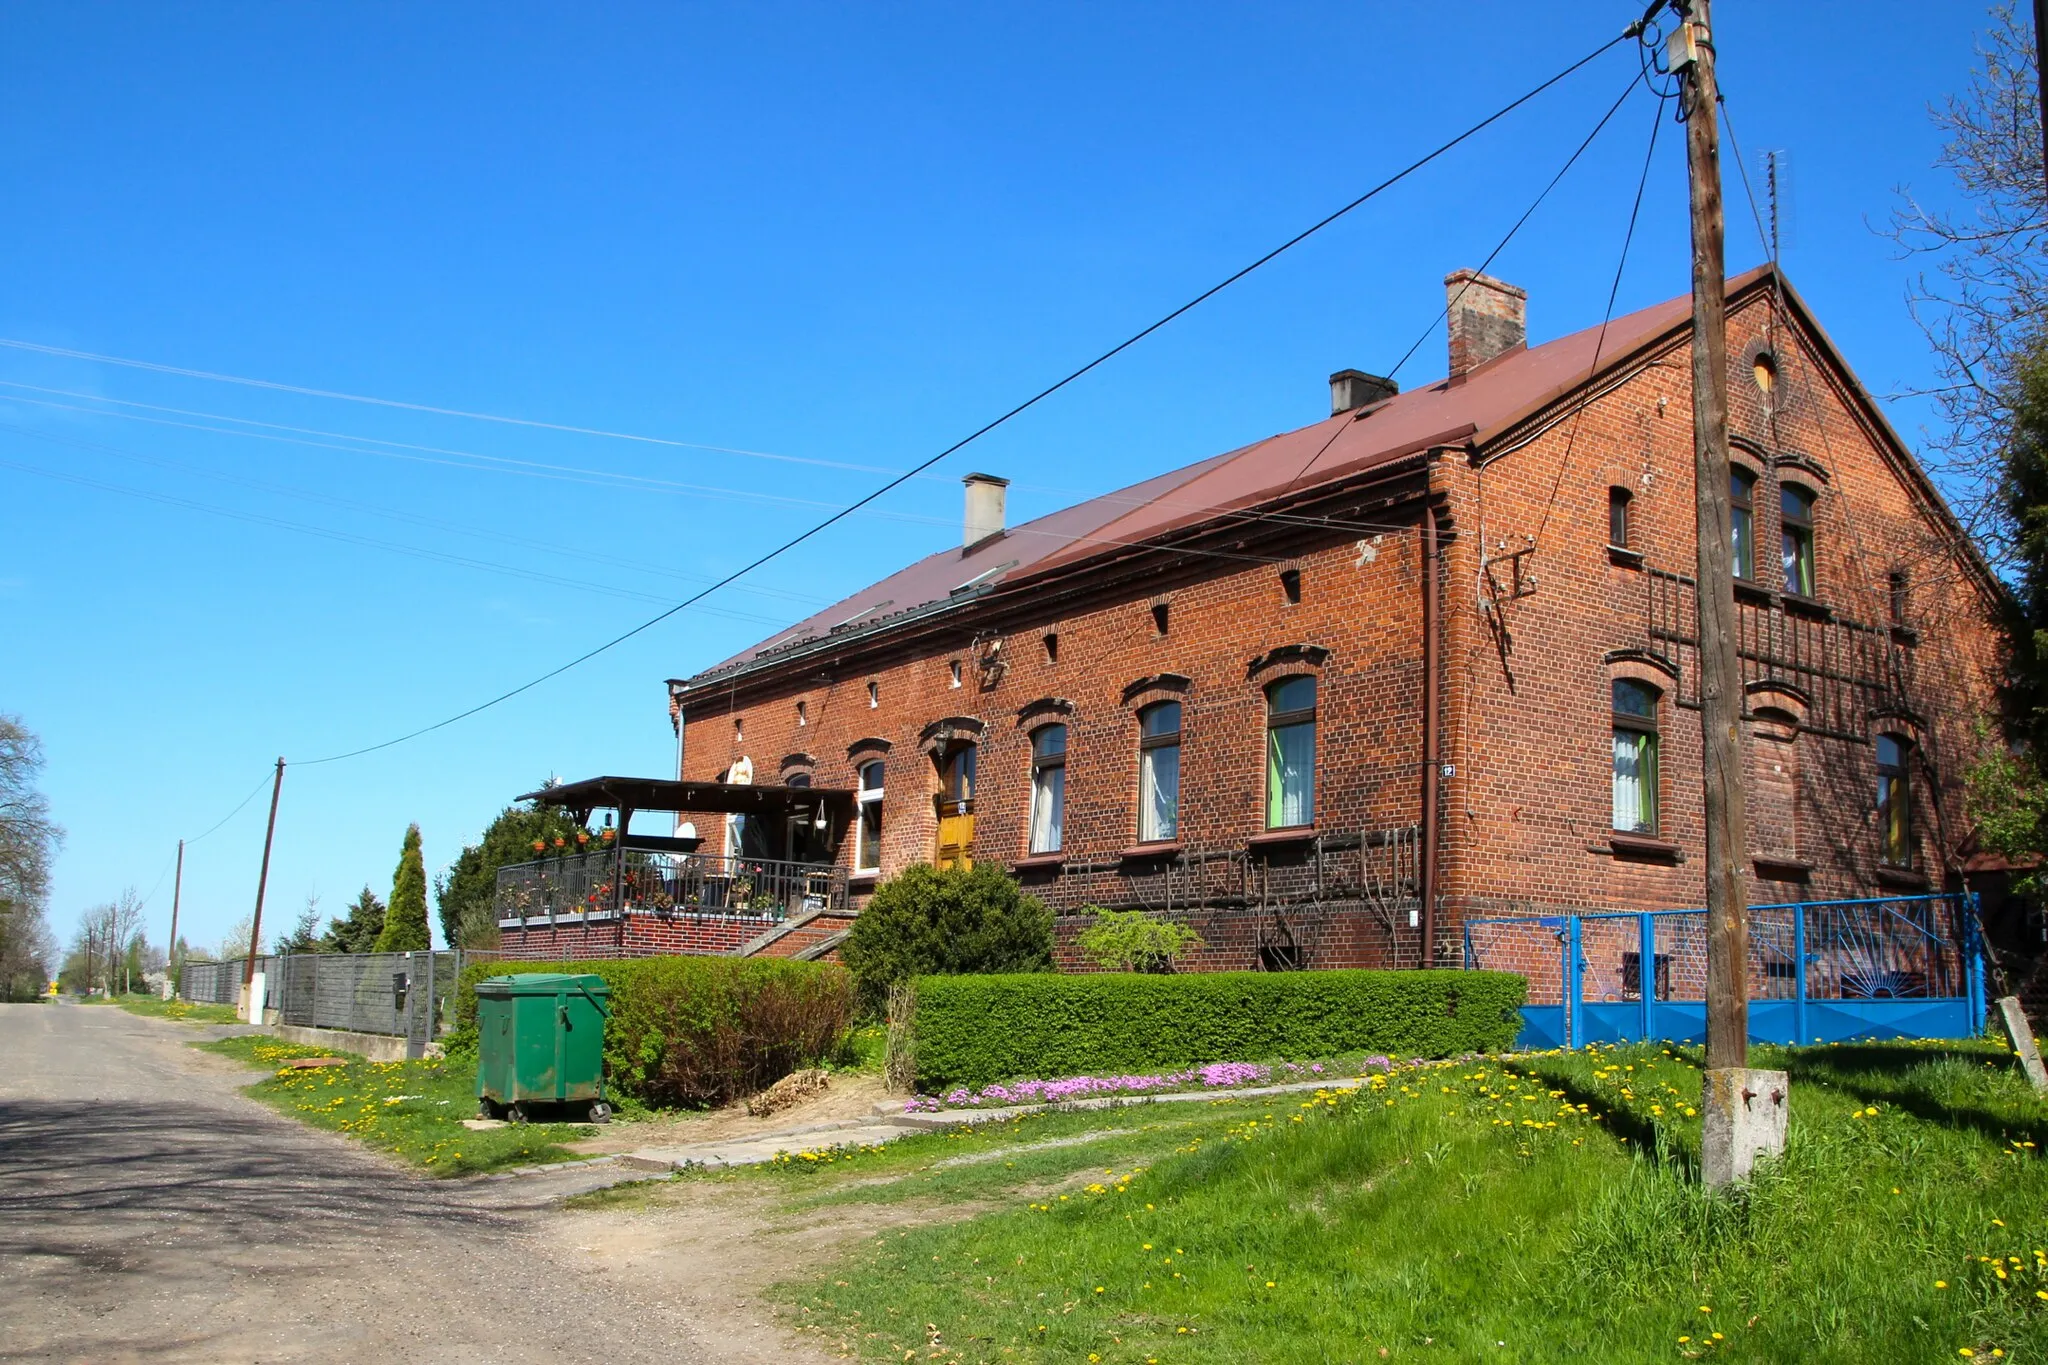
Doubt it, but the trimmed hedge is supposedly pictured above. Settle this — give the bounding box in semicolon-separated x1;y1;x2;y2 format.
451;956;854;1108
911;969;1527;1090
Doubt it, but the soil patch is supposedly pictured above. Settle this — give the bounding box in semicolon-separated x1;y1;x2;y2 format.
568;1073;891;1155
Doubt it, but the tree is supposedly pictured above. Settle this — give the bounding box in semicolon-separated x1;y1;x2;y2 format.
275;892;325;954
1074;908;1204;972
373;824;431;952
840;862;1053;1011
216;914;253;963
0;715;62;999
435;798;588;948
320;887;386;954
1885;5;2048;569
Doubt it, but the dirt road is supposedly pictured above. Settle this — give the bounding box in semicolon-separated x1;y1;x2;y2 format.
0;1001;834;1364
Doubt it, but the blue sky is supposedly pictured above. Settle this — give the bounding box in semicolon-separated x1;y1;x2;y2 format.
0;3;1994;955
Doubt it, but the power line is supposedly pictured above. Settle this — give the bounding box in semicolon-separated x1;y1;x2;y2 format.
1532;77;1671;546
1382;73;1644;386
291;22;1642;768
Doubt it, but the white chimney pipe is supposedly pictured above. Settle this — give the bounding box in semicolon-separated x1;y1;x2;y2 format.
962;473;1008;548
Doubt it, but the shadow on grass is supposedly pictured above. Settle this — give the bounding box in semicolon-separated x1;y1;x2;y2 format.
1502;1058;1701;1179
1778;1041;2048;1152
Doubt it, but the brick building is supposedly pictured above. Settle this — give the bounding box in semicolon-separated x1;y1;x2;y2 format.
499;265;2004;970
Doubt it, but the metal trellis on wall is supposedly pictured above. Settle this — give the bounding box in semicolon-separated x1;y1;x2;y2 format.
1463;893;1985;1049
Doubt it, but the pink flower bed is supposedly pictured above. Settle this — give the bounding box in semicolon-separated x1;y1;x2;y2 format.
904;1055;1394;1113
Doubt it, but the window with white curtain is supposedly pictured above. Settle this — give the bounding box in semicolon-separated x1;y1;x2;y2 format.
1028;724;1066;854
1265;676;1316;828
1611;679;1660;834
1137;701;1181;843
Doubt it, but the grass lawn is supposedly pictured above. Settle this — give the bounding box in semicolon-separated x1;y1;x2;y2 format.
746;1039;2048;1363
105;994;241;1024
199;1035;595;1176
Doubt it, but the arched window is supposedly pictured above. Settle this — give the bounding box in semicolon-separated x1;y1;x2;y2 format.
1781;484;1816;596
1028;724;1067;854
1137;701;1182;843
1608;486;1632;550
855;760;885;872
1730;467;1757;580
1265;676;1317;829
1877;735;1912;866
1612;679;1660;835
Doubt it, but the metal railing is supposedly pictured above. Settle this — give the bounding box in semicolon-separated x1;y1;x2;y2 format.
1463;893;1985;1049
493;847;848;923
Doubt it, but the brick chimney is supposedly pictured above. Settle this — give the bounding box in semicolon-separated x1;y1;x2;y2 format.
1329;369;1398;416
962;472;1008;548
1445;269;1527;379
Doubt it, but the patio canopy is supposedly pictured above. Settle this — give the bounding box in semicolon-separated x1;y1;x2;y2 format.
519;775;854;827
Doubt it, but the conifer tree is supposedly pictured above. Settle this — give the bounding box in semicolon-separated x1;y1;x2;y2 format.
373;824;431;952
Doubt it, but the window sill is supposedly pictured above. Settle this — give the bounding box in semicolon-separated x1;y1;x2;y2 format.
1010;853;1065;872
1119;842;1182;861
1733;581;1777;607
1248;827;1317;849
1596;832;1684;863
1752;855;1812;883
1781;592;1832;621
1606;545;1644;570
1875;864;1930;890
848;873;880;891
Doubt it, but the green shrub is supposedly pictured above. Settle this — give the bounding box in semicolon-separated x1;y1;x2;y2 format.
452;955;855;1107
911;969;1527;1090
1073;907;1203;972
840;863;1053;1011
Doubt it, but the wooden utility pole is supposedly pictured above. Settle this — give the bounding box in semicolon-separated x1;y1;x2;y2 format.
1674;0;1787;1186
243;758;285;996
166;838;185;991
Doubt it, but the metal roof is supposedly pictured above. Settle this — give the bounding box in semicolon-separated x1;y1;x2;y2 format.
682;268;1771;691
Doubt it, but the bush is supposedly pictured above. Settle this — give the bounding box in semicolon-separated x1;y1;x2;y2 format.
1074;907;1203;971
910;969;1528;1090
840;863;1053;1011
452;955;855;1108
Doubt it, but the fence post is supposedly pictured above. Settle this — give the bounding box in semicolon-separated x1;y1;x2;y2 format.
1793;902;1808;1046
1566;916;1582;1050
1966;893;1987;1034
1639;912;1655;1043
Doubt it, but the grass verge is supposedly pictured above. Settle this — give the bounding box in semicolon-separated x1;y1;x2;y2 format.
761;1039;2048;1363
107;995;241;1024
198;1035;595;1176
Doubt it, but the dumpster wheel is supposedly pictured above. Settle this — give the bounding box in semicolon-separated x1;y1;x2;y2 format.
506;1101;531;1124
587;1101;612;1124
477;1098;504;1121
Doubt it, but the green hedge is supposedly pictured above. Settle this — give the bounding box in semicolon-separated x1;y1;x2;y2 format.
911;969;1527;1090
451;956;855;1108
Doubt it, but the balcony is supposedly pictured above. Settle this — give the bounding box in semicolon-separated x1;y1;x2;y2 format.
495;846;849;924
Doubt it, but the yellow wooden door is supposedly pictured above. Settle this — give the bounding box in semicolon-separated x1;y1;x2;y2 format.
936;812;975;871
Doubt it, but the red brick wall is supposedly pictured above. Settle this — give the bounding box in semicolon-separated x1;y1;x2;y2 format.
1433;290;2001;931
678;285;2003;971
497;910;781;960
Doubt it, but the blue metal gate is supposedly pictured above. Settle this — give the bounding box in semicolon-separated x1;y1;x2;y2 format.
1462;894;1985;1050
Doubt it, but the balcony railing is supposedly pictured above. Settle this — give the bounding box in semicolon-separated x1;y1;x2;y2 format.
494;846;848;924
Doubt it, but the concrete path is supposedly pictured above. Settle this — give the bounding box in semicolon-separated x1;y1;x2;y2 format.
616;1073;1369;1172
0;1001;809;1364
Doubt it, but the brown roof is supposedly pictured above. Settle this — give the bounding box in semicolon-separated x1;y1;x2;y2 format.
682;267;1772;688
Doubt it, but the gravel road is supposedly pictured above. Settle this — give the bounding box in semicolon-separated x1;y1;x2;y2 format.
0;1001;817;1364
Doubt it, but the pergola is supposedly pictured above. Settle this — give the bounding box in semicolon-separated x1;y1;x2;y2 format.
520;775;854;851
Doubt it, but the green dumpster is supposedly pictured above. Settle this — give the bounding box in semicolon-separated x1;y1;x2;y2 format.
474;972;612;1123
